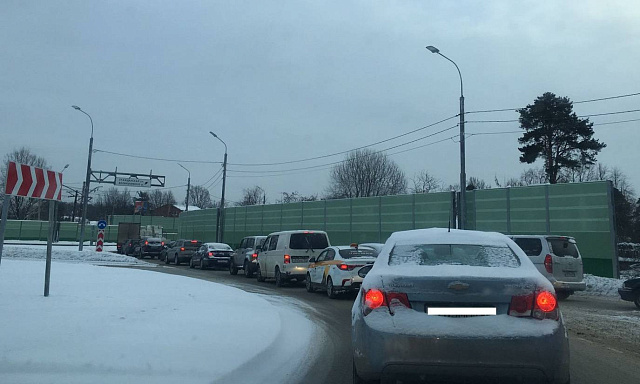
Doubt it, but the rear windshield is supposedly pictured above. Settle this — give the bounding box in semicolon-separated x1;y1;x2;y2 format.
339;249;377;259
548;239;579;257
184;241;202;250
208;243;232;251
513;238;543;257
389;244;521;268
289;233;329;250
245;238;255;248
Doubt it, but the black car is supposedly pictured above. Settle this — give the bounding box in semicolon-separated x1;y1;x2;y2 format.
133;237;165;259
122;239;138;256
618;277;640;309
191;242;234;270
165;239;202;265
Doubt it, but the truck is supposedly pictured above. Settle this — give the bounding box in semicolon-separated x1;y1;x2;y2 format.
116;222;141;254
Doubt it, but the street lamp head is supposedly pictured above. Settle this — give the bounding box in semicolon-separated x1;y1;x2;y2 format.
426;45;440;54
61;164;70;173
72;105;81;110
209;131;218;138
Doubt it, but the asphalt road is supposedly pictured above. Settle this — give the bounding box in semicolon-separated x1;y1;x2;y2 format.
134;259;640;384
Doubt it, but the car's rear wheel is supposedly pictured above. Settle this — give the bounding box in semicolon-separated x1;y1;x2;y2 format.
189;259;194;269
174;255;180;266
200;258;207;270
275;268;284;287
326;277;337;299
353;361;379;384
305;273;315;293
256;265;265;282
164;254;169;264
557;291;572;300
244;261;253;278
229;261;238;275
634;291;640;309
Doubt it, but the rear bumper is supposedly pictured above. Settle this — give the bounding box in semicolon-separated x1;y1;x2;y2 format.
353;312;570;384
281;264;308;280
203;257;230;267
618;287;636;302
552;280;586;292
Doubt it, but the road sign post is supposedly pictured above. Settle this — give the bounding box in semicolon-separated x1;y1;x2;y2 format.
0;161;62;296
96;220;107;252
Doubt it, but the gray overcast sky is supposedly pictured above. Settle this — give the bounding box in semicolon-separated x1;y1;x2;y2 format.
2;0;639;205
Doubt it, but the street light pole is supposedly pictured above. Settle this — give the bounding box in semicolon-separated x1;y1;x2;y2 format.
209;132;227;242
72;105;94;250
178;163;191;212
425;46;466;229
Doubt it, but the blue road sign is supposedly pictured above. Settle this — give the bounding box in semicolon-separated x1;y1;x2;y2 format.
97;220;107;230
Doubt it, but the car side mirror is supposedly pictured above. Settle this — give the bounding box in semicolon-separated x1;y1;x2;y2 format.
308;257;316;263
358;265;373;278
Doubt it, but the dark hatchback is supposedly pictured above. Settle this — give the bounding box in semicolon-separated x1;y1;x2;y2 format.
619;277;640;309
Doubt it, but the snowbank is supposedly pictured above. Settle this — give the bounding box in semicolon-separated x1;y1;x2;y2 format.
2;245;150;266
0;259;316;384
580;274;625;297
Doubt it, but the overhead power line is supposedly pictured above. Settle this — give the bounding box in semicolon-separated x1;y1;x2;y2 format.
94;149;222;164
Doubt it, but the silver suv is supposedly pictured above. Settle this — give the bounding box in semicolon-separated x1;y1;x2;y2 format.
511;235;586;299
229;236;267;277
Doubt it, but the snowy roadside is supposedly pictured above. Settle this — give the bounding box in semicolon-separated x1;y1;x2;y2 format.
2;244;149;266
0;258;317;384
577;274;626;297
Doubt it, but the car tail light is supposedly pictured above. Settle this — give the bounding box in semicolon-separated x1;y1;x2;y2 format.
252;253;258;259
180;247;185;251
209;252;213;256
544;254;553;273
510;291;558;320
362;289;411;316
191;240;198;243
161;241;165;246
509;293;534;317
338;264;356;271
145;241;148;245
284;254;291;264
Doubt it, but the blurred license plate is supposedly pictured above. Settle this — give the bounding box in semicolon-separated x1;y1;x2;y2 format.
564;271;576;277
427;307;496;316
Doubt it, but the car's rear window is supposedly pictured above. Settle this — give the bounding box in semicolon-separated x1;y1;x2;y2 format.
513;238;543;257
184;241;202;250
339;249;377;259
389;244;521;268
548;238;579;258
289;233;329;250
245;238;255;248
208;243;232;251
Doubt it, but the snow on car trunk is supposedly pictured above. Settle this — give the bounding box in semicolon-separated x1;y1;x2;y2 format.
0;258;316;384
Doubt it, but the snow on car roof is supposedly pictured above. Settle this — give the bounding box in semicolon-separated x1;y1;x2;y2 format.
390;228;510;247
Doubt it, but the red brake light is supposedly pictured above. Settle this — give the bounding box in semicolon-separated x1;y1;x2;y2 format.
338;264;348;270
161;241;165;246
209;252;213;256
252;253;258;259
544;254;553;273
180;247;185;251
536;291;557;312
284;254;291;264
365;289;385;310
191;240;198;243
145;241;148;245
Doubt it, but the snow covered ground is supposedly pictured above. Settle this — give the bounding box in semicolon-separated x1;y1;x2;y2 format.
0;256;317;383
579;274;626;297
2;244;145;266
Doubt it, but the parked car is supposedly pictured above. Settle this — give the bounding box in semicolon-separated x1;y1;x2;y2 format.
191;242;233;270
133;237;164;259
306;244;377;298
164;239;202;265
256;230;330;287
230;236;267;277
159;240;175;262
511;235;586;299
352;228;570;384
618;277;640;309
121;239;138;256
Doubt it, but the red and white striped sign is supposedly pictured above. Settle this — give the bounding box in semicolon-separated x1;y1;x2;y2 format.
96;230;105;252
4;161;63;201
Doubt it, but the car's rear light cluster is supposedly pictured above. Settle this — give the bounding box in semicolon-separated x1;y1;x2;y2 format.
509;291;559;320
145;241;149;245
363;289;411;316
338;264;357;271
161;241;165;246
180;247;185;251
252;253;258;259
208;252;213;256
544;254;553;273
284;254;291;264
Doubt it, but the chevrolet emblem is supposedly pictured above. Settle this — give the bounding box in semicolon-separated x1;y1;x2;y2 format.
448;281;470;291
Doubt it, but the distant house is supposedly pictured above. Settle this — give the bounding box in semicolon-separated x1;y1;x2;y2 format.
151;204;201;218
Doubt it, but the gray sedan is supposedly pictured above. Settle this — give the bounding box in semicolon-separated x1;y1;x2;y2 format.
352;228;570;384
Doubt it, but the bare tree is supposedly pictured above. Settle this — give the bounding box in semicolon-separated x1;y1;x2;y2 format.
411;171;441;194
237;186;265;206
609;167;635;200
466;177;490;190
148;189;177;209
187;185;214;208
277;191;318;204
326;149;407;199
0;147;49;219
520;167;548;186
92;187;134;218
494;176;524;188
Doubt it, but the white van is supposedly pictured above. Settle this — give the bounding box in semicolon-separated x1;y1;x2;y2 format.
256;230;330;287
511;235;586;299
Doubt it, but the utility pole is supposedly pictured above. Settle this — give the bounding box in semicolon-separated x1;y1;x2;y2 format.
72;105;94;250
209;132;228;242
178;163;191;212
